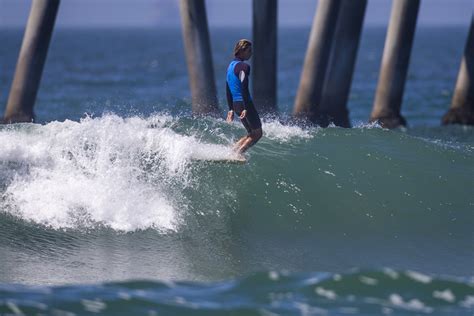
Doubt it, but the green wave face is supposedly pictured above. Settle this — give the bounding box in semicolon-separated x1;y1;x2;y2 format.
182;119;473;237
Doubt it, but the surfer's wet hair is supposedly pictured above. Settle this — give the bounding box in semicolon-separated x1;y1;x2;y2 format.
234;39;252;57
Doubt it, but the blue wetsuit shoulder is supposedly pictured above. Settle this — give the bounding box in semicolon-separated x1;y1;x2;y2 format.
226;59;251;108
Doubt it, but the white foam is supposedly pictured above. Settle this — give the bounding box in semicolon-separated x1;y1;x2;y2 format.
460;295;474;308
0;114;235;232
268;271;280;281
406;271;432;284
81;299;107;313
315;287;337;300
359;276;378;286
383;268;399;279
433;289;455;303
6;301;24;315
389;294;433;313
352;121;384;129
261;119;313;142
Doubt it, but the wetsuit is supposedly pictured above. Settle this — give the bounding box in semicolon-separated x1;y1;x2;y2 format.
226;58;262;134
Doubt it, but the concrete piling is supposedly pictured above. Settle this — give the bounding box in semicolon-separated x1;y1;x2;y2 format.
442;15;474;125
252;0;278;114
319;0;367;128
3;0;60;124
179;0;219;115
293;0;341;124
2;1;469;128
369;0;420;128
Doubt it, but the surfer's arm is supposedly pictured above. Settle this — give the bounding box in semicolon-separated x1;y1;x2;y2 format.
225;82;234;122
239;65;251;111
226;82;233;111
234;62;251;111
238;68;250;119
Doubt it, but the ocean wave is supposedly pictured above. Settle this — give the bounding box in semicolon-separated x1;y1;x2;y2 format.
0;114;472;235
1;269;472;315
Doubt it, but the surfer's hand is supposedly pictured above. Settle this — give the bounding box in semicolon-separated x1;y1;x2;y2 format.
226;110;234;123
239;110;247;119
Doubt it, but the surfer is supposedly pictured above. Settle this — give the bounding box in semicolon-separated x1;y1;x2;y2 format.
225;39;263;154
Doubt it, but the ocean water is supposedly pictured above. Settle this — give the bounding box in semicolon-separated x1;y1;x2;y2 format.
0;27;473;315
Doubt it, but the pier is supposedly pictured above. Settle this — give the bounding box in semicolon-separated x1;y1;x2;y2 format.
2;1;473;127
369;0;420;128
442;15;474;125
179;0;219;116
252;0;278;114
3;0;60;123
319;0;367;127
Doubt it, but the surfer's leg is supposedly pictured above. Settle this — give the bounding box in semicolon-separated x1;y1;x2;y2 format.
234;113;253;151
237;128;262;153
235;135;249;148
237;104;262;153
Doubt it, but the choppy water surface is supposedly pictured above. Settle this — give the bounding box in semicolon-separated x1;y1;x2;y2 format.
1;270;474;315
0;27;473;315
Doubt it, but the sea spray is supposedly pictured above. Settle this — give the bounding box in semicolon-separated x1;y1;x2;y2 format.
0;114;315;232
0;115;194;231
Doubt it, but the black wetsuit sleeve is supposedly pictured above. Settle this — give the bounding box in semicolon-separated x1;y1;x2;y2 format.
234;62;251;110
226;81;233;111
241;68;251;110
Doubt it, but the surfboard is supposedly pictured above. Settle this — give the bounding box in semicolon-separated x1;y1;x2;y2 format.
191;155;247;164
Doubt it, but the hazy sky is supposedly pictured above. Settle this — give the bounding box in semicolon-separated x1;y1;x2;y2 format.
1;0;472;28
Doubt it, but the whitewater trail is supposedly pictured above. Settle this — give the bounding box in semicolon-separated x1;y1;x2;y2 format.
0;114;312;232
